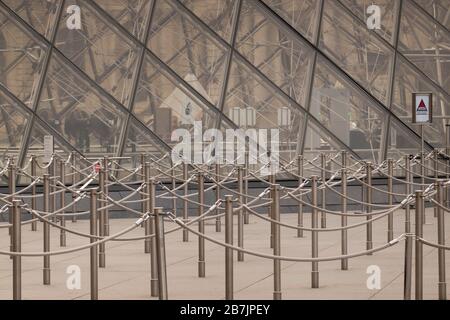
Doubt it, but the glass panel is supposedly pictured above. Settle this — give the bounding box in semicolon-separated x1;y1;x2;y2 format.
339;0;398;45
399;0;450;94
311;57;387;162
133;53;218;147
262;0;320;42
94;0;153;41
3;0;61;40
237;1;314;105
37;53;126;156
55;0;139;104
319;0;394;104
391;56;449;148
387;117;429;160
414;0;450;31
183;0;237;43
0;90;29;165
148;0;227;106
223;58;305;164
0;9;47;108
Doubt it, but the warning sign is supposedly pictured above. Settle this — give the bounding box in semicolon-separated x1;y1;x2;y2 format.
412;93;432;124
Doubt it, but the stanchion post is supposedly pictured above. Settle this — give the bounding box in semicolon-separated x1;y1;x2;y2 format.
60;160;66;247
341;151;348;270
297;155;304;238
154;207;168;300
225;195;234;300
71;151;77;223
244;151;249;224
320;153;326;228
98;169;106;268
8;164;15;255
171;164;177;221
144;163;152;254
90;189;98;300
387;159;394;242
215;163;221;232
405;155;411;234
311;176;319;288
198;172;206;277
237;166;244;262
434;150;439;218
415;191;424;300
403;233;413;300
269;174;275;249
43;174;51;285
435;181;447;300
102;156;110;236
148;176;158;297
365;162;373;254
50;157;57;223
31;155;37;231
272;184;281;300
11;200;21;300
183;163;189;242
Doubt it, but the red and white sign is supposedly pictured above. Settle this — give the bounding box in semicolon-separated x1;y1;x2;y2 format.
412;93;432;124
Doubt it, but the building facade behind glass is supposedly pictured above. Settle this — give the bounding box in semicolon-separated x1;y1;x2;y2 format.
0;0;449;181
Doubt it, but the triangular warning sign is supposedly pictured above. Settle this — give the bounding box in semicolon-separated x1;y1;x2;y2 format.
417;99;427;111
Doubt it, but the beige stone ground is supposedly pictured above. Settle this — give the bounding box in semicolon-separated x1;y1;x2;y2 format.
0;207;448;300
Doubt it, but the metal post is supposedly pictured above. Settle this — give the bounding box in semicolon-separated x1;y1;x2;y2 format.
148;176;158;297
71;151;77;223
102;156;110;236
341;151;348;270
269;174;275;249
435;181;447;300
403;233;413;300
405;155;411;234
272;184;281;300
144;163;152;254
434;150;439;218
98;169;106;268
420;152;426;225
60;160;66;247
387;159;394;242
43;174;50;285
237;166;244;261
366;162;373;254
183;163;189;242
90;189;98;300
140;154;145;228
215;163;221;232
415;191;424;300
171;165;177;222
297;155;304;238
154;207;168;300
320;153;326;228
8;164;15;255
311;176;319;288
198;172;206;277
244;151;249;224
31;155;37;231
11;200;21;300
50;158;56;223
225;195;233;300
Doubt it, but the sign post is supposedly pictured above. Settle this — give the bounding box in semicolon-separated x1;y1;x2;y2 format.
412;93;432;157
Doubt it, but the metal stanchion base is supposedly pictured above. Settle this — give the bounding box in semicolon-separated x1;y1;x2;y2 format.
198;261;205;278
311;271;319;288
273;292;282;300
438;283;447;300
151;279;159;297
43;269;51;285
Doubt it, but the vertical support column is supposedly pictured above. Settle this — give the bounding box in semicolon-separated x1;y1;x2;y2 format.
405;155;411;234
415;191;424;300
43;174;51;285
102;156;110;236
244;151;249;224
387;159;394;242
434;150;439;218
140;154;145;228
225;195;234;300
183;163;189;242
154;207;168;300
144;163;152;254
435;181;447;300
147;175;158;297
50;158;57;223
297;155;304;238
11;200;21;300
71;152;77;223
269;174;275;249
31;155;37;231
320;153;326;228
341;151;348;270
198;172;206;277
90;189;98;300
98;169;106;268
237;166;244;262
403;233;413;300
215;163;221;232
59;160;66;247
8;164;15;254
311;176;319;288
272;184;281;300
365;162;373;254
